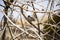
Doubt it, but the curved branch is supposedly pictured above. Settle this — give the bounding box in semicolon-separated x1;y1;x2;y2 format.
2;10;42;39
20;5;44;34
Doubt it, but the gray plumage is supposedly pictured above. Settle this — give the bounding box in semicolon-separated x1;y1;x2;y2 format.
28;15;35;22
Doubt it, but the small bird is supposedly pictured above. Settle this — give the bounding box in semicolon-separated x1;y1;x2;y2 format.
10;0;14;3
28;15;35;22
